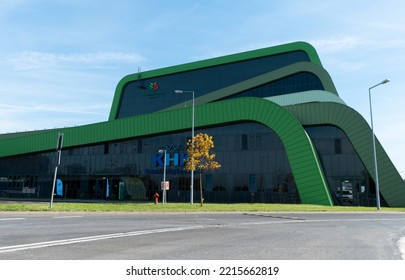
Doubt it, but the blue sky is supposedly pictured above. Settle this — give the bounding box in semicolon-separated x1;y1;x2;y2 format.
0;0;404;176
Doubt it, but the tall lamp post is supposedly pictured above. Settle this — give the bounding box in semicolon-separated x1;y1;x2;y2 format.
158;149;167;204
369;78;390;210
174;89;195;204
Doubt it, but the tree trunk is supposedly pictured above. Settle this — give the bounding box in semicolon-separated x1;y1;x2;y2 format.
200;172;203;206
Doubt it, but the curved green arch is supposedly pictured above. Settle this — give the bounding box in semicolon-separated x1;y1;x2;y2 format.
285;102;405;207
195;98;332;205
266;90;345;106
0;98;333;206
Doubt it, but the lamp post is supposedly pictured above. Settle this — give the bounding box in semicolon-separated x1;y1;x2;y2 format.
158;149;167;204
174;89;195;204
369;78;390;210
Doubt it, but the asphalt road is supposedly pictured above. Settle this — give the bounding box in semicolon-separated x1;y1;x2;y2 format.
0;211;404;260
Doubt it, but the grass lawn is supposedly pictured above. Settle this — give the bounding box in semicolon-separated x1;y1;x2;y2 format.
0;200;404;212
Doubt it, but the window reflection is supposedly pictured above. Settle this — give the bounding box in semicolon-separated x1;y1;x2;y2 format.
0;123;376;206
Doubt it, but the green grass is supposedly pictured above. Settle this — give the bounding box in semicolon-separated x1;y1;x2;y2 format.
0;201;404;212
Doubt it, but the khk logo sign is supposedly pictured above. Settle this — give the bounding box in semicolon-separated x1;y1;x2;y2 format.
152;145;188;167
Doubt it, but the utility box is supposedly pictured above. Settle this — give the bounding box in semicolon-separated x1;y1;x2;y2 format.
118;181;125;200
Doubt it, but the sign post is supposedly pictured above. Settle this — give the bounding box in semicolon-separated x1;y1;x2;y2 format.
160;181;169;203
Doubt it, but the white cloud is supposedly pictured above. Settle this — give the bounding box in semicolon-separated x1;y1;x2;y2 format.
0;103;110;134
309;37;362;54
4;51;144;70
0;103;108;116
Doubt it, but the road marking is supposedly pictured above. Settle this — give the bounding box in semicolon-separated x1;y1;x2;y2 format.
0;218;25;221
0;220;303;254
52;216;83;219
0;225;206;254
243;213;306;220
399;237;405;260
1;216;405;255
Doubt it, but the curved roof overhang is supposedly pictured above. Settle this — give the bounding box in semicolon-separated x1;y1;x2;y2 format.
266;90;345;106
0;97;333;206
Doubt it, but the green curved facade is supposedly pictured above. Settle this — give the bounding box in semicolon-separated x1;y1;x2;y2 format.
0;41;404;207
108;41;323;120
285;101;405;207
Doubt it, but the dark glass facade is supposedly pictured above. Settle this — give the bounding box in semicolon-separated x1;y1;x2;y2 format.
305;126;377;206
0;121;375;205
117;51;312;118
222;72;323;101
0;122;297;203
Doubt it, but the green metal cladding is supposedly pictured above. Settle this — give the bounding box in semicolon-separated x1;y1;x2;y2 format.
1;40;404;207
0;98;333;205
285;102;405;207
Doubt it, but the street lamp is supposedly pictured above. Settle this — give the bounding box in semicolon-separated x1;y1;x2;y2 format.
174;89;195;204
158;149;167;204
369;78;390;210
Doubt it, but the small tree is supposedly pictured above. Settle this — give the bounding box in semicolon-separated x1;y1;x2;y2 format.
184;133;221;206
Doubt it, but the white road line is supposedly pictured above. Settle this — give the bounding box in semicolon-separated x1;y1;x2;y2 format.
0;225;206;254
1;216;405;255
0;218;26;221
399;237;405;260
52;216;83;219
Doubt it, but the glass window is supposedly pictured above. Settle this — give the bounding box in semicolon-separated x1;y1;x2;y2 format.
241;134;248;150
117;51;311;118
335;139;341;154
305;125;373;206
0;122;297;203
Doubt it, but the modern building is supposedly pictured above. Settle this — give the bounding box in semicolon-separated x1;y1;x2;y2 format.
0;41;404;207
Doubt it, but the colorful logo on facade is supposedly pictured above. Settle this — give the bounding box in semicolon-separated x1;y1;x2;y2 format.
142;81;164;98
149;82;160;92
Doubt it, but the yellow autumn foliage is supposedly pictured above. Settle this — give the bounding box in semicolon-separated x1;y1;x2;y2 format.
184;133;221;172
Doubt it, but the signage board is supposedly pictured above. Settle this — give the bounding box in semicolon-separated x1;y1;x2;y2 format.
161;181;170;190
